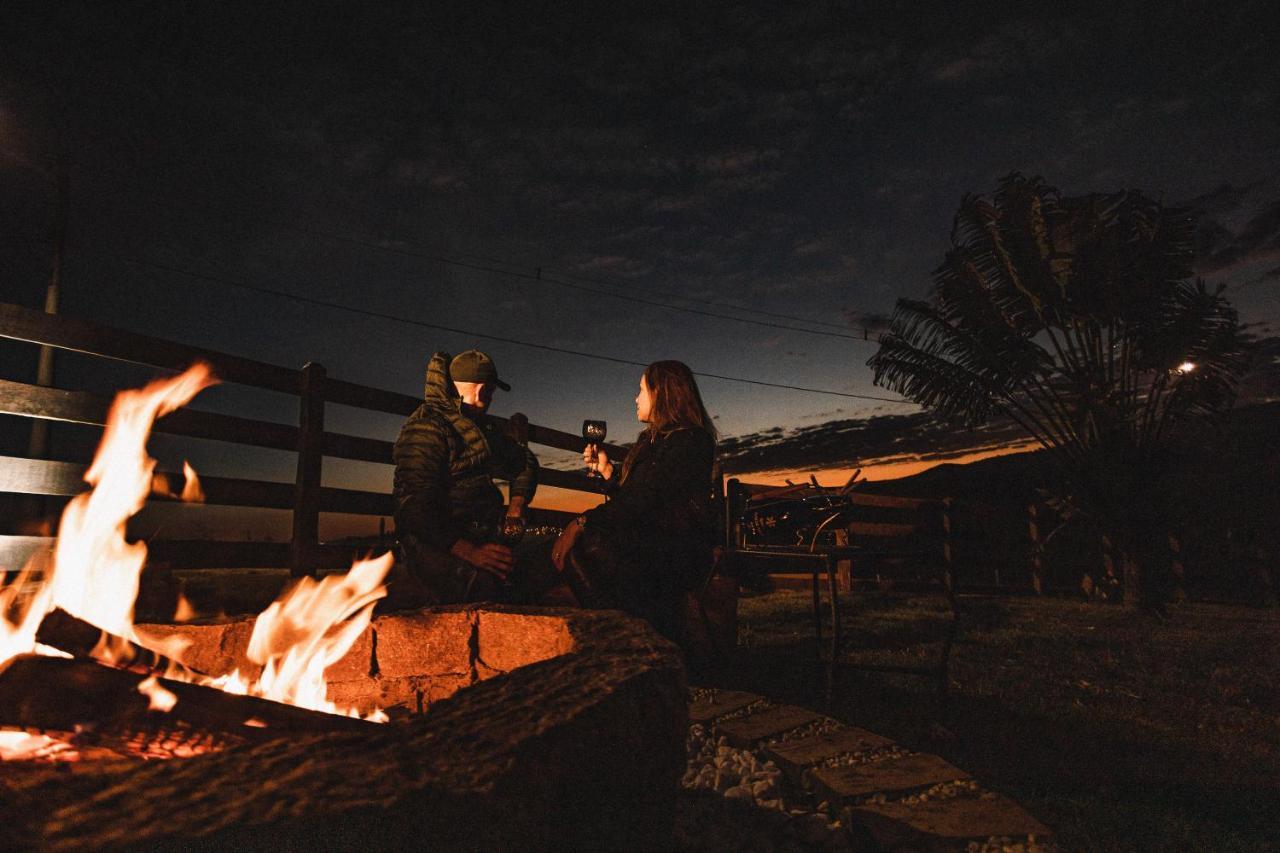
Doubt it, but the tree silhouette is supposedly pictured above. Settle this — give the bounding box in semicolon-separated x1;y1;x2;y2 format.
869;174;1253;610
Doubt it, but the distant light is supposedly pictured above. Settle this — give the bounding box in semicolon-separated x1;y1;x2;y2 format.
1176;361;1197;375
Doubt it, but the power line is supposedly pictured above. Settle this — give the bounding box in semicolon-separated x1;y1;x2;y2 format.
83;245;909;403
181;215;879;343
70;189;877;342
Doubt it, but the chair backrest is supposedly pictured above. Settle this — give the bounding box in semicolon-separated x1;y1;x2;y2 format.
724;478;954;588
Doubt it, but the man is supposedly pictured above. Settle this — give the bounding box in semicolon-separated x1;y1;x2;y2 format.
391;349;538;604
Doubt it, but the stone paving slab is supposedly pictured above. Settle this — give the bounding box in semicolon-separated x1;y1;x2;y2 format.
811;753;970;803
687;689;762;724
848;794;1050;848
715;704;823;748
763;727;898;784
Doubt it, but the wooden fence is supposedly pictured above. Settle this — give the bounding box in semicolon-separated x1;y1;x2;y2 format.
0;301;628;577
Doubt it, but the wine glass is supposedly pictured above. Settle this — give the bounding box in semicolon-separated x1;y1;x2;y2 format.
582;419;607;477
497;516;526;548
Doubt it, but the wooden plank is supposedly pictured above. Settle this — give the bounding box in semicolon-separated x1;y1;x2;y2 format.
322;430;393;464
0;301;300;394
715;704;824;747
846;492;932;510
848;795;1050;846
0;378;302;452
848;521;919;538
0;455;298;508
810;753;970;803
1;537;368;572
324;377;628;457
537;467;610;494
763;727;898;784
319;486;395;516
324;376;419;416
687;689;762;724
0;535;53;572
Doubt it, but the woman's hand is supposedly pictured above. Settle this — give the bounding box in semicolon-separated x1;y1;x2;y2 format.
583;445;614;481
551;516;586;571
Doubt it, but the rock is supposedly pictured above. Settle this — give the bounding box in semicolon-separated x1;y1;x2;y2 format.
371;608;472;678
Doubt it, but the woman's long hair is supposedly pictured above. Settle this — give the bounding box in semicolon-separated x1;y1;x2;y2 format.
620;360;716;483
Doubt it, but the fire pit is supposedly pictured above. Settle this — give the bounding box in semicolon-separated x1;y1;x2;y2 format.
1;365;687;849
2;604;686;850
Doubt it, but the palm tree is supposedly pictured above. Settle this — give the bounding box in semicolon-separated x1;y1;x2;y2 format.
869;174;1253;610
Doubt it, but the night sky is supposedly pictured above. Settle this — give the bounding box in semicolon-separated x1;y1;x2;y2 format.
3;2;1278;529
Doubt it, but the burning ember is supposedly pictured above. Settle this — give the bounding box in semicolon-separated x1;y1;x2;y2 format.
1;364;391;762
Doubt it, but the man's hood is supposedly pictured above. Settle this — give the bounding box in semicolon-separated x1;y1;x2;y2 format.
423;351;461;408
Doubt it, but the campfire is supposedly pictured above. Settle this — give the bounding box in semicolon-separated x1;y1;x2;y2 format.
1;363;390;763
1;365;686;849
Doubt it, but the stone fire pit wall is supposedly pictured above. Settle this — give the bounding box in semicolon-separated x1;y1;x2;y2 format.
24;605;687;851
134;604;591;717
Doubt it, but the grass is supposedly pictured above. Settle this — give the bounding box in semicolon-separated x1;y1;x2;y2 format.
719;590;1280;851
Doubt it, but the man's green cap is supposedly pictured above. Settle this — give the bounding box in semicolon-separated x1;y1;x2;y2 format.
450;350;510;391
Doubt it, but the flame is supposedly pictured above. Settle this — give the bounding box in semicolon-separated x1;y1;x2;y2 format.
137;674;178;712
180;461;205;503
172;592;197;622
0;730;75;762
1;363;392;731
214;554;390;717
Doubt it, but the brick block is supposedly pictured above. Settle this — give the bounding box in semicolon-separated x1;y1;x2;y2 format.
476;610;576;674
323;626;374;682
135;618;260;681
373;608;473;678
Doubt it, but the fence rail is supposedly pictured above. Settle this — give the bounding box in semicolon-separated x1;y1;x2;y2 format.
1;301;626;576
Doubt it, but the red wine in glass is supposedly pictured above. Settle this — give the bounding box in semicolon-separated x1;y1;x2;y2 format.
582;420;607;477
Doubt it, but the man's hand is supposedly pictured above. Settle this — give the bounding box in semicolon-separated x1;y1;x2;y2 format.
506;495;528;518
551;516;586;571
450;539;515;578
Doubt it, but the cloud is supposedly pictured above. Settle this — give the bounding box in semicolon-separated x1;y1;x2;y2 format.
1195;198;1280;276
718;411;1028;475
842;309;893;335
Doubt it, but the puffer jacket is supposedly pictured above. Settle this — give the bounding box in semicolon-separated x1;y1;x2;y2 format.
392;351;538;553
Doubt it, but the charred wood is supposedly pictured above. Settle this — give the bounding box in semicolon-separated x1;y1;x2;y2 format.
0;654;372;745
34;608;208;679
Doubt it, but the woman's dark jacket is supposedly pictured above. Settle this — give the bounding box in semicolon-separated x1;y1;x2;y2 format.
578;426;716;635
392;351;539;555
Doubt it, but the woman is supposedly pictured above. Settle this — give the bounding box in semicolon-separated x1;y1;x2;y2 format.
552;361;718;646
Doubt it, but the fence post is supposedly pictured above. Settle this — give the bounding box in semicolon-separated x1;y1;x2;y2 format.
725;478;741;550
1169;531;1186;603
941;497;955;593
1028;502;1044;595
291;361;326;577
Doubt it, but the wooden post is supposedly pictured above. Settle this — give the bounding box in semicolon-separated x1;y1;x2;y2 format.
725;478;741;550
941;497;954;594
833;528;852;593
291;362;326;577
505;411;529;446
1169;531;1186;603
1028;503;1044;595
